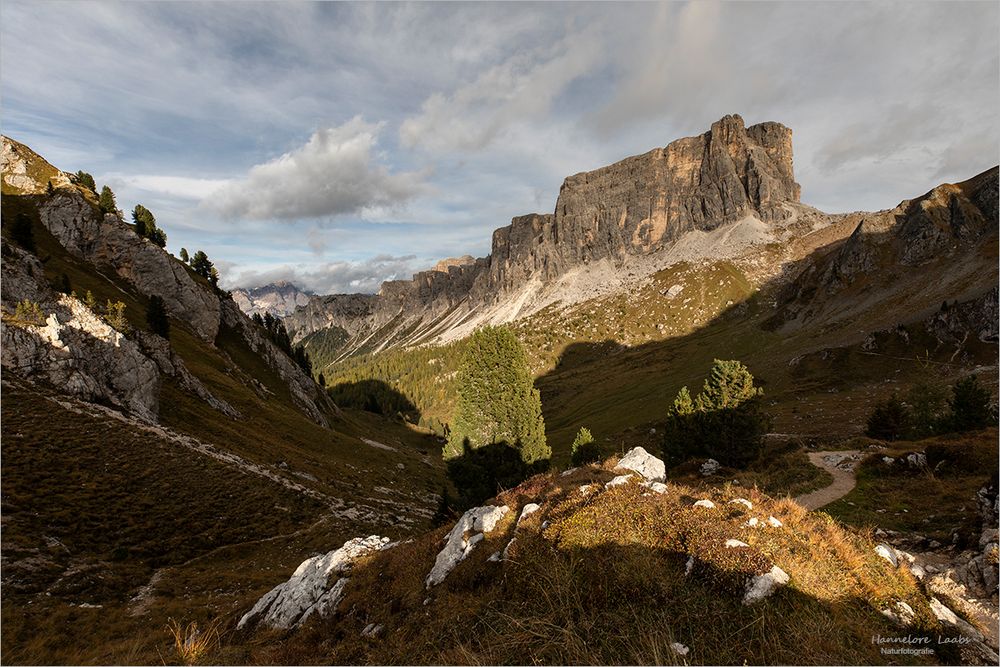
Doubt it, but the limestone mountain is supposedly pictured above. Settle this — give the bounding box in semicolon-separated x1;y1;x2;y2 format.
232;281;313;318
284;114;807;356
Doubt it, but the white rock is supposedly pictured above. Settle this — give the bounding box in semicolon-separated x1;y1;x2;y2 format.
905;453;927;469
874;543;899;567
502;538;517;561
745;517;759;527
615;447;665;482
361;623;383;638
642;481;668;494
693;499;716;509
518;503;541;523
743;565;790;605
909;564;926;579
579;484;594;496
426;505;509;588
729;498;753;510
605;474;634;488
700;459;721;476
670;642;689;656
880;601;916;626
725;539;750;548
238;535;391;630
487;551;501;562
685;557;695;576
766;516;783;528
883;456;896;464
560;467;579;477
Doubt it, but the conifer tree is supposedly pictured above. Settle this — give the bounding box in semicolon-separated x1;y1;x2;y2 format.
179;248;189;263
570;427;600;466
445;326;549;466
947;376;994;432
74;171;96;191
98;185;117;214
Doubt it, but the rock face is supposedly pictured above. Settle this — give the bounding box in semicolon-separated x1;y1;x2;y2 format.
37;189;222;342
232;281;313;318
1;243;160;421
285;114;801;350
238;535;392;631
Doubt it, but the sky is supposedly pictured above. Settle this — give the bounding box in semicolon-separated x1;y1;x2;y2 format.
2;1;998;294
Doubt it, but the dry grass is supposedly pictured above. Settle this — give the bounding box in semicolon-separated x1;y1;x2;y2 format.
165;617;222;666
249;456;950;665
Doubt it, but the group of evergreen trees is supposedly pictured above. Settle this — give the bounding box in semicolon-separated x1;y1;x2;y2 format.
866;376;995;441
251;311;312;375
132;204;167;248
184;249;220;287
442;326;551;512
663;359;772;467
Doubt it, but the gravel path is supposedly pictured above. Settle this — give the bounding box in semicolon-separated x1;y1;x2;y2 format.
795;450;862;510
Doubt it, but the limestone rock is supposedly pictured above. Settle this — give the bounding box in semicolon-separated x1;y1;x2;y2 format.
518;504;541;523
238;535;392;631
426;505;509;588
729;498;753;510
743;565;790;605
231;281;312;318
700;459;721;476
694;499;716;509
37;188;221;342
615;446;665;482
875;544;899;567
605;474;634;489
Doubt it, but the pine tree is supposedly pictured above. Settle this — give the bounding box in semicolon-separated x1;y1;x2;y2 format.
149;227;167;248
445;326;549;466
83;290;98;312
208;266;220;287
146;295;170;339
947;376;994;432
570;427;600;466
74;171;96;191
865;394;910;441
190;251;214;279
132;204;151;236
99;186;117;214
663;360;770;467
179;248;189;263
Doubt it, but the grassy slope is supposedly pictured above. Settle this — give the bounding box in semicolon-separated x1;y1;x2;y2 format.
1;189;448;662
239;458;952;666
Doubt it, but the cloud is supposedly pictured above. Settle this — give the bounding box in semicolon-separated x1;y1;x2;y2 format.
103;173;231;200
224;253;420;295
399;28;603;153
210;117;425;221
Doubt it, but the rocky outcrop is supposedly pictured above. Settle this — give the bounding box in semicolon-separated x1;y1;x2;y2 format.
285;114;801;349
426;504;509;588
232;281;313;318
37;189;221;342
238;535;393;631
1;243;160;421
614;446;666;482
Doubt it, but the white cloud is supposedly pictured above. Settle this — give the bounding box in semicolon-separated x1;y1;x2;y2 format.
224;254;420;294
103;173;231;200
210;117;426;221
399;28;603;153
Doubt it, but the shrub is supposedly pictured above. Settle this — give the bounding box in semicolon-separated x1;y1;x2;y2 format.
446;439;538;510
906;381;948;438
83;290;98;312
570;427;601;466
865;394;910;441
165;618;220;666
663;359;770;467
946;376;994;432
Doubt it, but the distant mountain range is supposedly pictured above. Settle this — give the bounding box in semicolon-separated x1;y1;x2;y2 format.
231;281;313;318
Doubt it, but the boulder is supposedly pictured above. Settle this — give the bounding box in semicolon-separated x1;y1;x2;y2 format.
605;474;634;489
729;498;753;510
426;505;509;588
694;499;716;509
518;504;541;523
615;447;665;482
642;481;668;494
766;516;783;528
238;535;392;630
874;544;899;567
744;565;790;605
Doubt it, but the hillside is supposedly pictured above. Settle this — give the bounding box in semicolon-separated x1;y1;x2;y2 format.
224;447;997;665
1;136;448;661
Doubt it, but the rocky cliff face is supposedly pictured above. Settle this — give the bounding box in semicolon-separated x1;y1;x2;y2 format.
232;281;313;318
1;241;161;421
38;188;222;342
287;114;801;349
1;135;334;427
